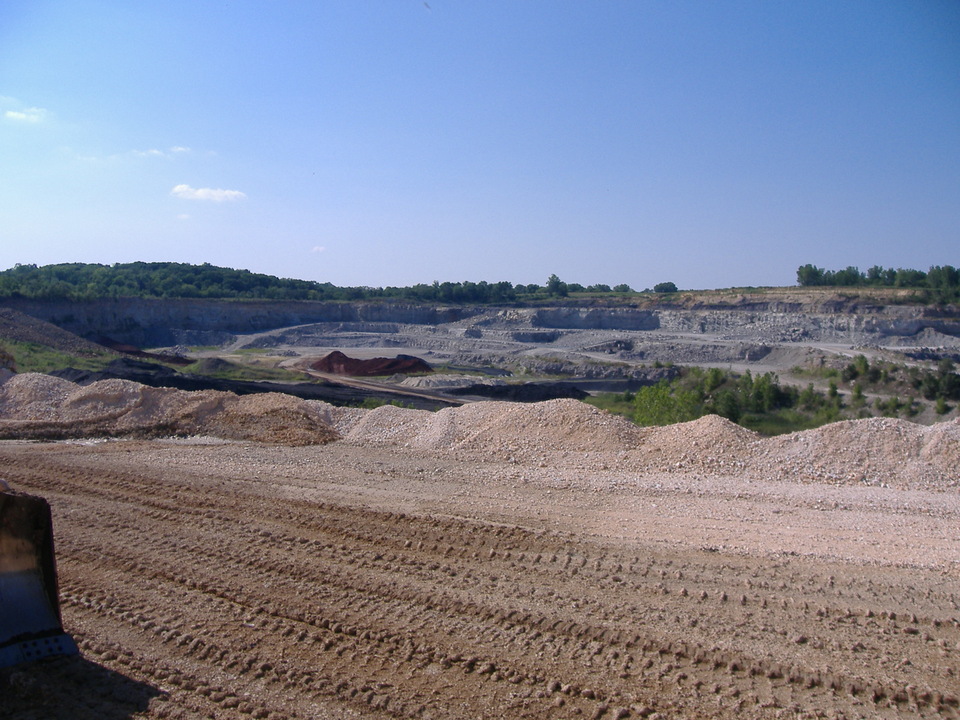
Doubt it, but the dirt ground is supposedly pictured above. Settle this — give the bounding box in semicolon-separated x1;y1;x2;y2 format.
1;435;958;720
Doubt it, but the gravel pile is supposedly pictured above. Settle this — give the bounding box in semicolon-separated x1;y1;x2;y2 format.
399;374;506;389
338;403;433;447
335;399;644;457
0;373;338;445
2;372;957;491
624;415;760;473
332;397;959;491
0;373;77;421
745;416;960;490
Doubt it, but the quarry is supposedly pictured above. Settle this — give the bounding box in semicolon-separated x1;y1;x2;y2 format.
0;290;958;719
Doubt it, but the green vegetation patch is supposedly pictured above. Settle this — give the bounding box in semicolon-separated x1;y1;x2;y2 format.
585;360;955;436
1;340;115;374
796;263;959;303
182;358;309;383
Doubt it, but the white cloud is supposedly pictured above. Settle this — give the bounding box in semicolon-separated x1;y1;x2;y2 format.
4;107;47;123
311;245;327;253
170;184;246;202
130;146;190;159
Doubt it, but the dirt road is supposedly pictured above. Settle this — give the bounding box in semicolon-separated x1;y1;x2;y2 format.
1;439;958;720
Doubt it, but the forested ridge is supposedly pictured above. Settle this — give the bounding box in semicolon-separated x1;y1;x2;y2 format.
796;263;959;302
1;261;957;303
0;263;629;303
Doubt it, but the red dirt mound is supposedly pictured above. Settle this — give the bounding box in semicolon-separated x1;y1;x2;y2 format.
310;350;432;377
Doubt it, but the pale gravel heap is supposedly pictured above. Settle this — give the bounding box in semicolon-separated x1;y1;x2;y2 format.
330;397;960;492
0;373;337;445
1;372;958;491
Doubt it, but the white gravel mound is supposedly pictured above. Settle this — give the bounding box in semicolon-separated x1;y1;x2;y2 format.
333;399;958;491
0;373;338;445
1;373;957;490
750;416;960;490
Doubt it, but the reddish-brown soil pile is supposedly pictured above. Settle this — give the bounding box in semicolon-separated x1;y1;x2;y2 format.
310;350;432;377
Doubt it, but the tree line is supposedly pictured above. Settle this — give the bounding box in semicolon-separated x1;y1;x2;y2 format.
796;264;959;302
0;263;644;303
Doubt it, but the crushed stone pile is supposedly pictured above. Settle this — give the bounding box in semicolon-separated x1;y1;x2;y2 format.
623;415;761;474
399;374;506;389
336;403;433;447
332;399;959;491
335;399;645;458
2;373;957;490
0;373;338;445
746;417;960;490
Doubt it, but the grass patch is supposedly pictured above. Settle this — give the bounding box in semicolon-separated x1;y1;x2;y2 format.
583;391;636;419
738;409;835;436
355;397;416;409
181;360;308;383
2;340;115;374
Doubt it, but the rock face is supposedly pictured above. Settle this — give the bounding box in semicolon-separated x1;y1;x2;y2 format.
531;307;660;330
0;298;482;346
3;294;959;362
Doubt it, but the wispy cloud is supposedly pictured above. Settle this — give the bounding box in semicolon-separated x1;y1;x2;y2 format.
311;245;327;253
131;148;166;158
171;184;246;202
70;145;194;163
4;107;48;123
131;146;191;159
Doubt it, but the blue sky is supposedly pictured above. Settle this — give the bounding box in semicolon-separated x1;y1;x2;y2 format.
1;1;958;291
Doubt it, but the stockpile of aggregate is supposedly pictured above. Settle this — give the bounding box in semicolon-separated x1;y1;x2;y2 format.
335;399;644;457
2;372;958;489
744;417;960;490
0;373;338;445
332;399;959;491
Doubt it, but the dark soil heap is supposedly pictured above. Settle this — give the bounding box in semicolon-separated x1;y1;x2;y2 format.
311;350;432;377
0;308;108;356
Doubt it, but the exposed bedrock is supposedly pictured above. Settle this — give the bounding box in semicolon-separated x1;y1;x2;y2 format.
3;296;959;348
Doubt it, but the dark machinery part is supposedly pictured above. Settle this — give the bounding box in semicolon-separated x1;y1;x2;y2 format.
0;491;79;668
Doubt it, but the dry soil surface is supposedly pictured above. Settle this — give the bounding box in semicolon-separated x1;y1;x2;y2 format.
1;378;959;719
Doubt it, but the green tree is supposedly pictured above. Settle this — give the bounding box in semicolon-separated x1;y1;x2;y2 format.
799;383;819;411
796;264;824;286
546;274;568;297
712;389;741;422
703;367;724;393
633;381;701;426
852;383;865;406
653;281;678;293
936;396;949;415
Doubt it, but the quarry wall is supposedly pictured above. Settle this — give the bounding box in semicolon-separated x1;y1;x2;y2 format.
2;296;959;347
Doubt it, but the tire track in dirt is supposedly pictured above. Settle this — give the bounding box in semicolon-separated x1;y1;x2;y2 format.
2;443;958;719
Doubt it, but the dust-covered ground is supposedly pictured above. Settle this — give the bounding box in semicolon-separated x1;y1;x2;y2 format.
1;378;959;719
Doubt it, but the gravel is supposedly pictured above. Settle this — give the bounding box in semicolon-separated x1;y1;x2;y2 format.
1;372;958;491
